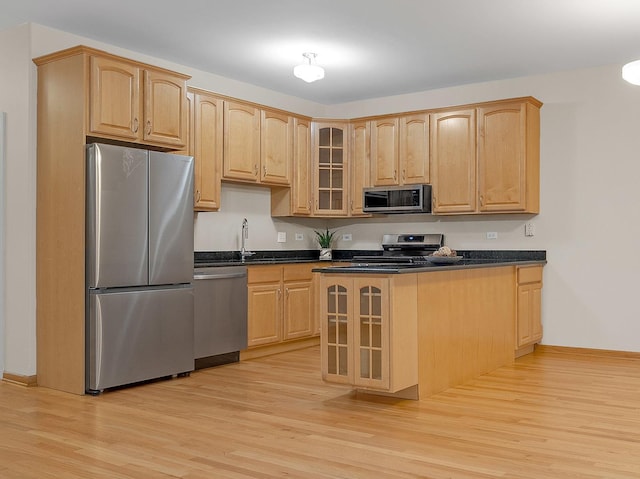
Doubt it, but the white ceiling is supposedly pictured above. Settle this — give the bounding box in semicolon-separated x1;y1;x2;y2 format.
3;0;640;104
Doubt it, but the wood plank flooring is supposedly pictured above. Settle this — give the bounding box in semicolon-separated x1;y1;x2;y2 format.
2;346;640;478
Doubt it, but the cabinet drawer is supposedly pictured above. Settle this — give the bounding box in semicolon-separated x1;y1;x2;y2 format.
248;265;282;284
517;266;543;284
283;263;314;282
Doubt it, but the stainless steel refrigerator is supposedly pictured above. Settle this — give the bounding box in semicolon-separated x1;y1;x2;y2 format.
86;143;194;393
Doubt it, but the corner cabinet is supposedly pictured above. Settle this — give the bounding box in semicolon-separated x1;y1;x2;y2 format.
89;54;188;148
515;265;543;357
319;274;418;394
270;116;313;216
313;122;349;216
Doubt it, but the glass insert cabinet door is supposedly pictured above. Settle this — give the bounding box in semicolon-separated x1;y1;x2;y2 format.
353;278;390;389
320;276;390;390
314;122;348;215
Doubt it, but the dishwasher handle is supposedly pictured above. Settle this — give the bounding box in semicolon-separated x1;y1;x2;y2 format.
194;271;248;281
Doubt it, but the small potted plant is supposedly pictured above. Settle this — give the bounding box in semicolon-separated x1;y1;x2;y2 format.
314;227;336;261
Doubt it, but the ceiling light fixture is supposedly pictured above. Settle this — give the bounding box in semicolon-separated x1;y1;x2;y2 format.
622;60;640;85
294;52;325;83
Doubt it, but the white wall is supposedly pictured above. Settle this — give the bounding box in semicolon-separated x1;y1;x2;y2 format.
0;24;37;377
3;22;640;378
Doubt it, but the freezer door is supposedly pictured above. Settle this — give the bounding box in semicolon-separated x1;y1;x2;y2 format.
87;144;149;288
87;285;194;392
148;152;194;285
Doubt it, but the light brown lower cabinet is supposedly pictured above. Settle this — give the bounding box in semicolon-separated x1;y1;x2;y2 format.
246;263;319;351
515;265;543;357
319;273;418;394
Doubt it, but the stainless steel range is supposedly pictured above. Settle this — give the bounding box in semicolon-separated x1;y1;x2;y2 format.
353;233;444;265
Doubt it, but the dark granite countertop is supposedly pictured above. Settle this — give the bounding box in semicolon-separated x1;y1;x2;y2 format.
312;257;546;274
195;249;546;269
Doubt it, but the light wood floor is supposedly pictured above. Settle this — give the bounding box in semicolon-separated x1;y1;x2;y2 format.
2;346;640;478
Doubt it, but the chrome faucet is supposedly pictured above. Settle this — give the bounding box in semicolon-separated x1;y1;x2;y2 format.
240;218;255;262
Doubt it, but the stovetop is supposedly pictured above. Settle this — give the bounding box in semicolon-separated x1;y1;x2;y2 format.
352;233;445;264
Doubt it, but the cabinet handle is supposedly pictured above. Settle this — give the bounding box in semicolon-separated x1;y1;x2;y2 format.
132;118;139;133
402;169;406;181
393;169;397;181
254;164;259;176
285;287;289;297
146;120;152;135
308;200;312;210
263;165;267;177
195;190;201;203
480;195;484;206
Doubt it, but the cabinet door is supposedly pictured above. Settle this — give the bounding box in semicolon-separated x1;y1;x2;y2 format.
247;283;282;347
261;110;292;185
291;117;312;215
313;123;348;216
320;276;353;384
516;266;543;349
193;91;223;211
89;56;140;141
399;113;429;184
478;101;540;213
350;121;371;216
371;118;399;186
430;109;476;213
223;101;261;182
143;70;188;147
283;280;314;340
353;278;390;390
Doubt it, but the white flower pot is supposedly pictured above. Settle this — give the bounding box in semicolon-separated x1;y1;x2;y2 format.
319;248;332;261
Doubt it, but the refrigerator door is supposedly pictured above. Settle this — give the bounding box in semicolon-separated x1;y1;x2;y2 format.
87;285;194;392
87;144;149;288
148;151;194;285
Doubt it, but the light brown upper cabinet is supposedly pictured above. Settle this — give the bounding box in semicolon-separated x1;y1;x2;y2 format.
291;117;312;214
313;122;349;216
430;109;477;214
260;109;292;186
430;98;541;215
223;100;261;182
371;118;399;186
370;114;429;187
188;88;223;211
222;102;293;187
90;55;188;148
349;121;371;216
399;113;430;185
477;99;540;213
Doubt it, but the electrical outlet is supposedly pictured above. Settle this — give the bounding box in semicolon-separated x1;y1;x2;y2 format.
295;233;304;241
486;232;498;240
525;223;535;237
277;232;286;243
342;233;352;241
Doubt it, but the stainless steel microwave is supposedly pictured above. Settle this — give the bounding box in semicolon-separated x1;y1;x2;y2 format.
362;184;432;214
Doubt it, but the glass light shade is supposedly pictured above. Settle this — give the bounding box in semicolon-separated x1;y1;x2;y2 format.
622;60;640;85
294;63;325;83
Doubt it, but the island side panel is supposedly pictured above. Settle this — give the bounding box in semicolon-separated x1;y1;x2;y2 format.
416;266;515;398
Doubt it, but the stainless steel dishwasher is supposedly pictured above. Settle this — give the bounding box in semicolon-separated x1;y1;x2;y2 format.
193;265;248;369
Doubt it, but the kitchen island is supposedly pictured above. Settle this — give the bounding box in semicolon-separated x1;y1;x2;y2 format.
313;258;545;400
